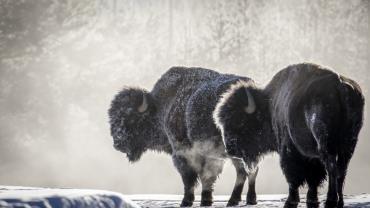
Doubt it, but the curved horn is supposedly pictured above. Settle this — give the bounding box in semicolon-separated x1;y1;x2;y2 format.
244;89;256;114
138;93;148;113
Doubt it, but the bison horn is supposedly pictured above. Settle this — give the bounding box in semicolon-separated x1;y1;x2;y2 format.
244;89;256;114
138;93;148;113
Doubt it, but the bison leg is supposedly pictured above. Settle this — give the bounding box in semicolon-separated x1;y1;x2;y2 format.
280;145;305;208
283;186;300;208
306;185;319;208
227;159;247;206
324;155;338;208
336;150;353;208
314;125;339;207
246;166;258;205
199;157;224;207
336;157;347;208
305;159;326;208
173;155;198;207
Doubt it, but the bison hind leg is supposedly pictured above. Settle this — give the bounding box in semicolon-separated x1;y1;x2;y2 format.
280;144;306;208
305;158;326;208
336;148;355;208
307;112;340;208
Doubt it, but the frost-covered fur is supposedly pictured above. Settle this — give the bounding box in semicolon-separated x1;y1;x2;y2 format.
213;81;277;165
214;80;259;148
109;67;257;207
214;63;364;208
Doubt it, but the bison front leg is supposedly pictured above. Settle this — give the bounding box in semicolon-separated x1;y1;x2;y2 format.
173;155;198;207
246;166;258;205
199;157;224;207
227;159;247;206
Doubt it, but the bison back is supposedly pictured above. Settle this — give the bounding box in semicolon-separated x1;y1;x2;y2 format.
267;63;347;157
185;75;250;145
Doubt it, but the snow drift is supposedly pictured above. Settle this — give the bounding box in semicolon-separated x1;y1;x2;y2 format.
0;186;139;208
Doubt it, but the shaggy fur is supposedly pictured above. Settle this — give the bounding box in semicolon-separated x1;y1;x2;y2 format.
214;63;364;208
109;67;258;207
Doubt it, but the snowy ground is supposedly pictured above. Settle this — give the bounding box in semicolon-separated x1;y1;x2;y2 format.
0;186;139;208
128;194;370;208
0;186;369;207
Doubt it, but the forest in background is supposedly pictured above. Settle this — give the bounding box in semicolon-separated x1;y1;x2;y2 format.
0;0;369;194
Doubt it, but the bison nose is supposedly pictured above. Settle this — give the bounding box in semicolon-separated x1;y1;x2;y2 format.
113;141;124;150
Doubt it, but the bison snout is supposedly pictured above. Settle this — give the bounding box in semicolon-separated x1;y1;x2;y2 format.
113;140;126;151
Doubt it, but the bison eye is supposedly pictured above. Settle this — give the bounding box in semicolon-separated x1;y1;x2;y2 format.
126;107;133;114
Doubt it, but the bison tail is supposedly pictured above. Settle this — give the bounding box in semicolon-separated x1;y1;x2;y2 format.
337;76;365;149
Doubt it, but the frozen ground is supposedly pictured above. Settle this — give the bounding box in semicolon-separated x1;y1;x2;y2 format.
128;194;370;208
0;186;139;208
0;186;369;207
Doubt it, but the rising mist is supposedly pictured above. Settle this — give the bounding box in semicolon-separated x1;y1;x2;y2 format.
0;0;369;195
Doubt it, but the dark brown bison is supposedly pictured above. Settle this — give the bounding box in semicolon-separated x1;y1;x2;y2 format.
214;63;364;208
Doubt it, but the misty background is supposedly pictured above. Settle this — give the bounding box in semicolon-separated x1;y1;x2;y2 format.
0;0;369;196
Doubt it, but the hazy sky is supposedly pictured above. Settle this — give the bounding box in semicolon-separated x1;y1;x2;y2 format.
0;0;369;196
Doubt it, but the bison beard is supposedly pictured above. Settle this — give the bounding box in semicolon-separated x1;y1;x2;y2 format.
214;63;364;208
108;67;258;207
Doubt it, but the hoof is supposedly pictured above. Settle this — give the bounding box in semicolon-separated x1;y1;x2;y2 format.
247;193;257;205
200;200;213;207
180;200;193;207
325;199;338;208
306;201;320;208
337;198;344;208
284;201;299;208
246;199;257;205
226;198;240;207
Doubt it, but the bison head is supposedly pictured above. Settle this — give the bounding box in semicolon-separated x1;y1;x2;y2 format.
213;80;268;159
108;87;156;162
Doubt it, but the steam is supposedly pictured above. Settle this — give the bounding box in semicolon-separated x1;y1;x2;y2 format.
176;140;226;182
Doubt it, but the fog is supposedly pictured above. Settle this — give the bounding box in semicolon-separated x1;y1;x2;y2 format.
0;0;369;195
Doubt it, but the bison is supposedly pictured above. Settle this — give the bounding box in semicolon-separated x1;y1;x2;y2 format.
108;67;259;207
214;63;364;208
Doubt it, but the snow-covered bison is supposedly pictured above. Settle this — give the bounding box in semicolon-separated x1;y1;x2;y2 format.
214;63;364;208
108;67;259;207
